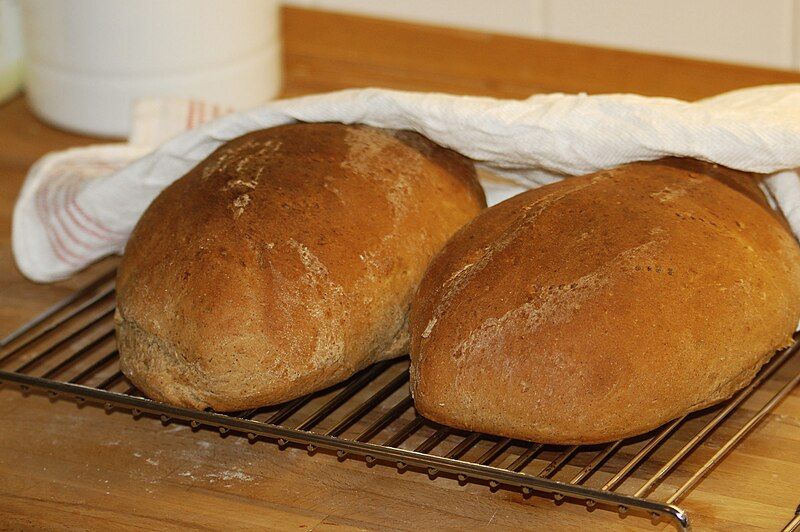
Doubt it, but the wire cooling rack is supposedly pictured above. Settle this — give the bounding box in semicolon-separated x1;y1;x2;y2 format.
2;266;799;531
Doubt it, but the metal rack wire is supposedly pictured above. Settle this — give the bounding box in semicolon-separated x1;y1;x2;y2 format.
1;266;799;531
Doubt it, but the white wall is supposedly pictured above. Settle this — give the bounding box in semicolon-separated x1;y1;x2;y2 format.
284;0;799;70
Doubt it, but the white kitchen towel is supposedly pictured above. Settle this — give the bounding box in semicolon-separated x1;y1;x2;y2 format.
13;85;800;283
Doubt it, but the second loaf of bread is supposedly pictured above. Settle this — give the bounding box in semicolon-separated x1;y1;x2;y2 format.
116;123;486;411
409;158;800;444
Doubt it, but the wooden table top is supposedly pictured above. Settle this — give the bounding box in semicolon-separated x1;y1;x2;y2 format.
1;7;799;531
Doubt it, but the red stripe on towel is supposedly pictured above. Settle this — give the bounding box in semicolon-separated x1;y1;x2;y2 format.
63;181;117;243
36;179;84;266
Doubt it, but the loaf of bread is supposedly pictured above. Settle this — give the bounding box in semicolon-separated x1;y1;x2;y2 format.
116;123;485;411
409;158;800;444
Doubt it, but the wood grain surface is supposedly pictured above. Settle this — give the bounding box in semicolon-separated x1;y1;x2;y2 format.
1;7;799;531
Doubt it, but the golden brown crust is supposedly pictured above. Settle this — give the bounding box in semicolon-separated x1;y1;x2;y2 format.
116;123;485;411
409;158;800;444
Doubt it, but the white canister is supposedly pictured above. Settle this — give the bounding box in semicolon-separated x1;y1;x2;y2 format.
21;0;281;138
